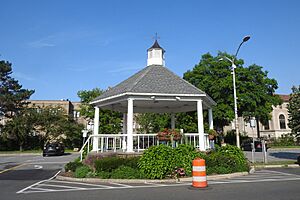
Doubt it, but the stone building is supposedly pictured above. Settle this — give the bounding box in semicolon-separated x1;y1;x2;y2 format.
224;94;291;138
28;99;87;125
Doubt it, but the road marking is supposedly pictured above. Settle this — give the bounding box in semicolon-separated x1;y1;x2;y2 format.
31;187;56;192
34;165;43;169
0;163;27;174
263;170;300;177
16;170;61;194
50;180;111;188
39;183;83;189
209;177;300;185
109;182;133;187
17;169;300;194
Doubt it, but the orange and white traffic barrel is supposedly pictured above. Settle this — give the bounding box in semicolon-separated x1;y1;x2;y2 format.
192;158;207;188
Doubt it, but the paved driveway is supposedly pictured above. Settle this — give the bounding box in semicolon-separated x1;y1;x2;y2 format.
244;149;300;162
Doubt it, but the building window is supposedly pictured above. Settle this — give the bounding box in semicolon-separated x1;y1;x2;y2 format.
263;121;269;130
279;114;286;129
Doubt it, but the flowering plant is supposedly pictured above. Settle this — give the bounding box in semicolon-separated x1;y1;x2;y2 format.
157;128;182;141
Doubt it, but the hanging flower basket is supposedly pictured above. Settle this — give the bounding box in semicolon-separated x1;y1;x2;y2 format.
157;128;182;141
208;135;215;140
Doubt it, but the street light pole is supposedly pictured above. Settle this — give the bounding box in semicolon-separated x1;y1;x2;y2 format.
221;36;250;148
232;61;240;148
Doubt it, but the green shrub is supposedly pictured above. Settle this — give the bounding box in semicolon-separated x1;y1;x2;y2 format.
65;159;84;172
111;166;145;179
173;144;206;176
217;145;248;168
74;165;91;178
270;135;296;147
95;157;125;172
207;166;232;175
123;156;140;169
206;145;249;174
138;145;176;179
96;171;111;179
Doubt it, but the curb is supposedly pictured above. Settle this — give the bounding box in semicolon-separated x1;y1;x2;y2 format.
254;164;299;169
55;172;249;184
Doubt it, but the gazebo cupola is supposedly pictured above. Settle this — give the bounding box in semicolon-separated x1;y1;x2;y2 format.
147;40;165;66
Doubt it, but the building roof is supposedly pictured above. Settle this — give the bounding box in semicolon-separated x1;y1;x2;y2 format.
148;40;164;51
92;65;206;102
278;94;290;102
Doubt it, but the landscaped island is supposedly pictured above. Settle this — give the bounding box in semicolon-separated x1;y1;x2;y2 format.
63;144;249;179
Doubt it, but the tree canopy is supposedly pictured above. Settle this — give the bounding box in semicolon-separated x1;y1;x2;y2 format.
77;88;122;134
2;106;84;150
183;52;281;133
0;60;34;117
288;85;300;140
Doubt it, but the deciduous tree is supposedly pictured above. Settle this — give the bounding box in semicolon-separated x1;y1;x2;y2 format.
77;88;122;134
183;52;281;135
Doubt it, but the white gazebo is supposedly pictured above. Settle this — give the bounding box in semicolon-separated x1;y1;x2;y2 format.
89;40;216;153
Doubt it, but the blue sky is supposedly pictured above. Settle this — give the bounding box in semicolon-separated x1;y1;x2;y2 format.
1;0;299;101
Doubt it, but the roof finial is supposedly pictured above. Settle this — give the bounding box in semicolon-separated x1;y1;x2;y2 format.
152;32;160;41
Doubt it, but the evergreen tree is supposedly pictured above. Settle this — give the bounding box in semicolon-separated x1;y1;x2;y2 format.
0;60;34;117
288;85;300;140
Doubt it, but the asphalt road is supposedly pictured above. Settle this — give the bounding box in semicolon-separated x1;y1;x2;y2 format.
12;168;300;200
244;149;300;163
0;152;299;200
0;154;300;200
0;153;79;200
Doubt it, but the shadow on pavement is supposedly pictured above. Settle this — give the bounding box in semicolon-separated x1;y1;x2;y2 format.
269;152;299;160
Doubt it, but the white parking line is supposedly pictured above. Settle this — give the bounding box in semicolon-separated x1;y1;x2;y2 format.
109;182;133;187
263;170;300;177
50;180;111;188
17;169;300;194
16;170;61;194
30;187;56;192
143;182;168;186
39;183;83;189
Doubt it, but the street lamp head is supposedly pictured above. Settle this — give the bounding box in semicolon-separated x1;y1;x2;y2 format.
243;35;251;43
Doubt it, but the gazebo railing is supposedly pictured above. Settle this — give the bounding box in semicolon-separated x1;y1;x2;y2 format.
80;133;209;161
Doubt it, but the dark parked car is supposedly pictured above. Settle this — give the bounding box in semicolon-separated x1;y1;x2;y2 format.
43;143;65;156
297;155;300;165
241;140;268;152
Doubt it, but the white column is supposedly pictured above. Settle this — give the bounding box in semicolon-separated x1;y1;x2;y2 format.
92;107;100;152
197;100;205;151
171;113;175;129
122;113;127;151
208;108;214;130
127;98;134;152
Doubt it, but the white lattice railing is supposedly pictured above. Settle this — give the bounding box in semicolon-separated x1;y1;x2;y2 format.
80;133;209;161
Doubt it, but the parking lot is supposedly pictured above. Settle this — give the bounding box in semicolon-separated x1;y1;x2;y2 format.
17;169;300;194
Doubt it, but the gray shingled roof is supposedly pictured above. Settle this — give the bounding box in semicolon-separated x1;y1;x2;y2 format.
92;65;205;102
